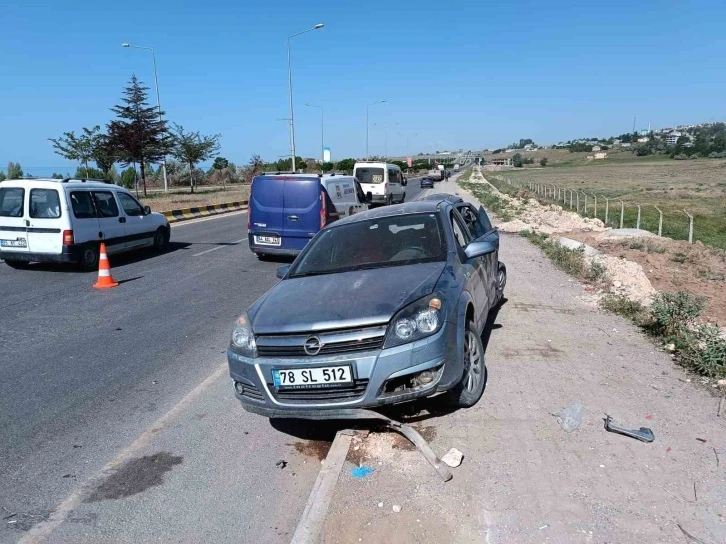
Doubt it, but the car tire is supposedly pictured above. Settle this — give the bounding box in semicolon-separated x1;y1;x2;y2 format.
495;262;507;305
400;192;406;203
447;320;487;408
387;194;393;206
153;227;170;252
79;244;100;272
4;259;30;269
256;253;268;261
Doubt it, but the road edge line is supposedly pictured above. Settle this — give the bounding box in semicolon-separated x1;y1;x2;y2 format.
290;430;353;544
18;362;228;544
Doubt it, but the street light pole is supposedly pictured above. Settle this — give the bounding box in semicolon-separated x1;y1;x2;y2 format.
287;24;324;173
122;43;168;192
305;103;323;165
366;100;386;160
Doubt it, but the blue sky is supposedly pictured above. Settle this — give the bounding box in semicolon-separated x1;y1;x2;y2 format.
2;0;725;174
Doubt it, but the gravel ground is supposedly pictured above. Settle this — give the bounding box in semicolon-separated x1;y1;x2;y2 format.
321;179;726;544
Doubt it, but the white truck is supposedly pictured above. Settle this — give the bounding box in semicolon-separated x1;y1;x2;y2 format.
426;168;444;182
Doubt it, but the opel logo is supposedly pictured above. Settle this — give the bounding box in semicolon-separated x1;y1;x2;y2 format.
304;336;323;356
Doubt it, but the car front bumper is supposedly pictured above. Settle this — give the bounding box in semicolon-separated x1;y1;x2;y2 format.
227;321;463;419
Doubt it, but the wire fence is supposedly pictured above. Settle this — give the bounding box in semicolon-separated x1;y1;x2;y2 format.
496;177;698;245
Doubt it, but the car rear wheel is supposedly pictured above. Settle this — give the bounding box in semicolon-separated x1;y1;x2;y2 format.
79;244;100;271
153;227;170;252
447;320;487;408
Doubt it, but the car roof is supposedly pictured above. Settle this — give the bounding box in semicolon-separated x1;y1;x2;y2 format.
419;193;464;204
0;178;123;191
353;161;401;169
333;199;445;226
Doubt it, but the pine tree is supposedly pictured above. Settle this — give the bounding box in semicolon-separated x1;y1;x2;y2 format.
107;75;169;196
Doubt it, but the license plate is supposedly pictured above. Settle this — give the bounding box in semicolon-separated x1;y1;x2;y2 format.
273;366;352;389
254;235;281;246
0;238;27;248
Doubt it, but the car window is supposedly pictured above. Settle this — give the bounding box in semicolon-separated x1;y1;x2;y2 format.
354;180;366;203
30;189;62;219
92;191;119;218
290;213;446;277
450;210;470;248
457;204;490;239
70;191;97;219
478;207;493;233
0;187;24;217
117;192;145;216
388;169;399;184
355;168;384;184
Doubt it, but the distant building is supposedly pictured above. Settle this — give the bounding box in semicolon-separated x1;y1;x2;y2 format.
665;131;682;146
594;152;608;159
621;143;632;148
523;144;537;151
612;139;621;145
592;145;601;151
490;157;513;166
637;137;650;143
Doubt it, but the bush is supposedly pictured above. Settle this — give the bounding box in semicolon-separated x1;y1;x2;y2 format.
649;291;704;341
512;153;523;168
680;324;726;377
540;157;548;167
119;166;137;189
586;260;607;282
601;295;646;321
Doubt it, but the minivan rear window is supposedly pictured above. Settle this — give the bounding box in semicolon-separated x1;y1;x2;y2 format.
30;189;62;219
0;187;24;217
355;168;384;184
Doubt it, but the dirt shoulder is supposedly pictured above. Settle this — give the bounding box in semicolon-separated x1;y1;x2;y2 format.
321;180;726;544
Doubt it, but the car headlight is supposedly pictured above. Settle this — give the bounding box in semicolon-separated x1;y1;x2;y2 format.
384;294;444;348
230;313;257;357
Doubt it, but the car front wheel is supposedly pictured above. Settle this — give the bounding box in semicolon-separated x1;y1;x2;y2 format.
447;320;487;408
153;227;170;252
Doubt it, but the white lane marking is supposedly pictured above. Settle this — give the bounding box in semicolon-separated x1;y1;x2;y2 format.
290;430;353;544
192;238;247;257
170;210;247;228
19;362;229;544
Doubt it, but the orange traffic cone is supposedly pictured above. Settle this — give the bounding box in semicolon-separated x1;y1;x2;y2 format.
93;243;119;289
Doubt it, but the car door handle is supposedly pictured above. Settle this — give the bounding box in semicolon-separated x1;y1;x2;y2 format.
118;217;126;223
287;215;299;222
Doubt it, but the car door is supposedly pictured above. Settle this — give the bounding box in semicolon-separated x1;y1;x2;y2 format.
68;190;102;246
0;186;30;256
116;191;154;249
455;203;498;302
449;209;486;329
353;180;368;213
91;190;126;254
26;187;64;255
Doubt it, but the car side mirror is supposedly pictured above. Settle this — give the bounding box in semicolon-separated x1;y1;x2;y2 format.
144;206;151;215
402;178;408;186
276;264;291;279
464;240;496;259
366;191;373;203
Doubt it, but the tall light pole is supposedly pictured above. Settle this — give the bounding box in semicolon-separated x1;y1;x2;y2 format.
287;24;324;173
122;43;169;192
305;103;324;165
366;100;386;160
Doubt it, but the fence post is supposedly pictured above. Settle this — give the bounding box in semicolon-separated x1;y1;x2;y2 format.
576;191;579;213
582;191;588;216
653;205;663;236
636;204;641;229
683;210;694;243
617;199;624;228
604;197;609;225
592;193;598;219
569;189;573;209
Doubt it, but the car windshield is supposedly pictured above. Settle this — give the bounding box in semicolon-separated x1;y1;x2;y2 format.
355;167;384;184
290;213;446;277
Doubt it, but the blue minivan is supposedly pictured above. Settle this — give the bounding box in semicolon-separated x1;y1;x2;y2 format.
248;173;369;258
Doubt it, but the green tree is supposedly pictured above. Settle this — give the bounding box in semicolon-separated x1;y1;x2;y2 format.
7;161;23;179
391;160;407;170
169;123;221;193
321;162;335;172
248;154;264;176
49;125;101;178
92;133;118;180
512;153;523;168
108;75;170;196
539;157;548;167
213;157;229;170
334;158;356;172
50;173;64;179
119;166;137;189
0;172;5;182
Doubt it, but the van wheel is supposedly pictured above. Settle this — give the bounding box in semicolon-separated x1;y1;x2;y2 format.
153;227;170;252
387;194;393;206
446;320;487;408
80;244;100;271
5;259;30;269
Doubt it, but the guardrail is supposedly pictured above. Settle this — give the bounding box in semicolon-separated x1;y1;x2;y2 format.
162;201;248;223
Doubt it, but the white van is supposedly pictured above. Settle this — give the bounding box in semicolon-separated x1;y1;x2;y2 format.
0;178;170;270
353;162;406;206
320;174;369;218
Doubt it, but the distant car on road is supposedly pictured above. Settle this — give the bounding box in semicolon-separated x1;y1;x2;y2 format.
353;162;406;206
228;197;506;419
0;178;170;270
420;177;434;188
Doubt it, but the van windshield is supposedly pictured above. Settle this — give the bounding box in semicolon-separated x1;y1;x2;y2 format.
0;187;24;217
355;167;384;184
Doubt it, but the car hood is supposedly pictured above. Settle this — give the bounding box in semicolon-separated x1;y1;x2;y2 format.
250;262;446;334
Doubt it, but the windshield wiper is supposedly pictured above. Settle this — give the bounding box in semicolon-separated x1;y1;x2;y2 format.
288;270;339;278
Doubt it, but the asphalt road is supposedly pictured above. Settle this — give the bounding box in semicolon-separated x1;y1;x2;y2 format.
0;180;427;542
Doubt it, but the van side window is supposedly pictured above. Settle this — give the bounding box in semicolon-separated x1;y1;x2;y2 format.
92;191;119;218
388;169;398;184
117;192;145;216
0;187;24;217
70;191;97;219
30;189;61;219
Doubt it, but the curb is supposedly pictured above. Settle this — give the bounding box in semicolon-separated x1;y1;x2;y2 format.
162;201;248;223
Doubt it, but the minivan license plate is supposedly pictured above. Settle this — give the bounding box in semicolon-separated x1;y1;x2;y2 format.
254;235;281;246
273;366;352;389
1;238;27;248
